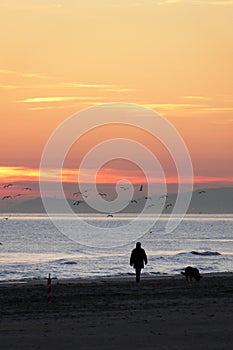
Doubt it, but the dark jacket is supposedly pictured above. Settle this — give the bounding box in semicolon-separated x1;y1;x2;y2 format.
130;247;147;269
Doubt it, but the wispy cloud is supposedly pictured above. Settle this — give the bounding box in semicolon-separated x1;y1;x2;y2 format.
19;96;110;103
28;105;76;111
157;0;186;5
28;102;112;111
204;1;233;5
141;103;233;113
62;83;112;89
0;83;134;92
0;84;19;89
0;69;52;80
52;84;134;92
1;166;233;187
157;0;183;4
142;103;205;110
0;166;39;183
183;95;212;101
202;107;233;112
157;0;233;5
27;101;233;114
0;69;134;93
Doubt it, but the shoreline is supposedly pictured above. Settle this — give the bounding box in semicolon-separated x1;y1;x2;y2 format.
1;271;233;286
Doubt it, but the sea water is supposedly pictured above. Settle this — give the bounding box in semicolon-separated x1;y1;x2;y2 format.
0;214;233;282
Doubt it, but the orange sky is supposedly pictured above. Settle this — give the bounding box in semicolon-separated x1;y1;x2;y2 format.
0;0;233;197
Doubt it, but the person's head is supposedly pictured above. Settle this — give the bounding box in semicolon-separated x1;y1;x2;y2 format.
136;242;141;249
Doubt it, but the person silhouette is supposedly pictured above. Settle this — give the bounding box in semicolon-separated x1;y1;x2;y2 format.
130;242;148;282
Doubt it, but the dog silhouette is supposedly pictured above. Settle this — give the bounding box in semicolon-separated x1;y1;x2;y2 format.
181;266;202;281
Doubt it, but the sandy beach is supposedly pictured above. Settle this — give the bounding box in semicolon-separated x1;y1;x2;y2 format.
0;273;233;350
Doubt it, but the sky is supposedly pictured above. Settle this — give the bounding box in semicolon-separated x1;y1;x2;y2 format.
0;0;233;200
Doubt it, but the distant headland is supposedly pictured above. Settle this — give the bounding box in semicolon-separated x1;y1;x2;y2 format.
1;187;232;214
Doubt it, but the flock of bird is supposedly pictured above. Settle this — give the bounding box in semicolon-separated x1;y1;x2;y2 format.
1;182;207;218
1;184;33;221
71;185;208;218
70;183;184;217
1;184;33;201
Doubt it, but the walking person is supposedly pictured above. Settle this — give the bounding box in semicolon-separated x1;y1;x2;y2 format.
130;242;148;282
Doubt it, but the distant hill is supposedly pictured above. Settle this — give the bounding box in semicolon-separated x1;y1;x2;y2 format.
185;187;233;214
0;187;232;214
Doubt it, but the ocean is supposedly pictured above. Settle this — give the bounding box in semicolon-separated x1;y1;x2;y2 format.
0;213;233;282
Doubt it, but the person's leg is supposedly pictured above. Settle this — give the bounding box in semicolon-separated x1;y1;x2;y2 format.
136;268;141;282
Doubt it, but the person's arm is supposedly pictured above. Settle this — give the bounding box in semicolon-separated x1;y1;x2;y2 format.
144;251;148;265
130;251;134;266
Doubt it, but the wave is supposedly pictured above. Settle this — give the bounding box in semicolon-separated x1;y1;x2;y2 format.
175;250;221;257
190;251;221;256
149;271;167;275
61;261;78;265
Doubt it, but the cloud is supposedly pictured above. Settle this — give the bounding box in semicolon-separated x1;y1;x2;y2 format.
0;85;19;89
28;105;75;111
157;0;233;5
62;83;112;89
28;102;112;111
20;96;110;103
142;103;205;110
59;84;134;92
1;166;233;188
103;88;134;93
183;95;212;101
0;69;52;80
0;166;39;183
202;107;233;112
142;103;233;114
22;98;233;114
204;1;233;5
0;69;133;93
0;82;134;92
157;0;183;4
157;0;186;5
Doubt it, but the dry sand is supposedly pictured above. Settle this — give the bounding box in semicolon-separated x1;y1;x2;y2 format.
0;273;233;350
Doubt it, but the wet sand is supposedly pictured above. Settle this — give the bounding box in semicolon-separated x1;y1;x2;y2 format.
0;273;233;349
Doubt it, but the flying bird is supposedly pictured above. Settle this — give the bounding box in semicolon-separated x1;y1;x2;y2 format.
120;186;129;191
3;184;13;189
198;190;206;194
2;196;13;200
14;194;23;198
165;203;172;209
98;192;107;197
73;200;82;206
107;214;113;218
130;200;138;204
23;187;32;191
